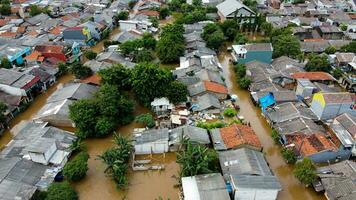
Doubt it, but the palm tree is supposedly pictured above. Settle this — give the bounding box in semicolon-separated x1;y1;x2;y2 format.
176;141;214;177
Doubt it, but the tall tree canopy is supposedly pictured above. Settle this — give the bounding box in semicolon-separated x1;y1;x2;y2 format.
272;34;301;59
98;64;131;90
157;23;185;63
305;54;331;72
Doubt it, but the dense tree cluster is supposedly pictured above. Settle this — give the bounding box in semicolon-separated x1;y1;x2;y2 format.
99;134;132;189
119;33;156;63
84;50;97;60
63;151;90;182
69;84;134;139
157;23;185;63
201;23;225;50
130;63;187;105
98;64;132;90
341;41;356;53
305;54;331;72
0;1;11;16
272;34;301;59
69;62;93;79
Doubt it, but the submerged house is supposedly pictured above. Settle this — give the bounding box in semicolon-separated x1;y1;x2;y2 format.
216;0;255;22
181;173;230;200
231;43;273;64
330;113;356;156
169;125;210;151
285;132;351;163
218;148;281;200
310;92;356;121
133;128;169;155
314;160;356;200
34;83;98;127
150;97;173;116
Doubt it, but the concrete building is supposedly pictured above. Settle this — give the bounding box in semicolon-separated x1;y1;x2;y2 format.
231;43;273;64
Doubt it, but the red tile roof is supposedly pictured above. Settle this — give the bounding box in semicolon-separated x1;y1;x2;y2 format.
25;51;41;61
34;45;64;54
203;81;228;94
81;74;101;85
0;19;9;27
287;133;337;156
66;26;84;31
292;72;335;81
50;26;63;35
219;123;262;150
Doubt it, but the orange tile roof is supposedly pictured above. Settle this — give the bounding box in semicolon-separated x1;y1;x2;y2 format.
11;7;20;14
138;10;160;17
0;32;17;38
50;26;63;35
288;133;337;156
81;74;101;85
349;13;356;19
37;56;45;62
203;81;228;94
27;30;39;36
25;51;41;61
0;19;9;27
219;123;262;150
61;15;71;21
292;72;335;81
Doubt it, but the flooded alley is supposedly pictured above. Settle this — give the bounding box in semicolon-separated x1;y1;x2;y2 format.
219;49;325;200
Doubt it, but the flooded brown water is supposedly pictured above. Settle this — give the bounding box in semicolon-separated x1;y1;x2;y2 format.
73;104;180;200
0;74;74;148
218;49;325;200
90;28;121;53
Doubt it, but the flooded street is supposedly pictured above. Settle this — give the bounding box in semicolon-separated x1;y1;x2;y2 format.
218;49;325;200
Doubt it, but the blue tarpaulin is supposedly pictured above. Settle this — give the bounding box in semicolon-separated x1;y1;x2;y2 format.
259;92;275;112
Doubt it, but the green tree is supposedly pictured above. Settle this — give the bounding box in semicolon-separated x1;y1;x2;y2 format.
238;77;251;89
159;6;170;19
46;182;78;200
234;64;246;78
0;3;11;15
84;50;97;60
234;33;248;44
58;62;68;75
305;54;331;72
165;81;188;104
243;0;257;12
149;16;159;28
223;108;237;117
98;64;131;90
272;34;301;58
206;30;225;50
135;113;155;128
281;148;297;164
29;5;43;16
70;62;92;79
99;134;132;189
202;23;220;41
341;41;356;53
271;129;280;144
177;141;218;177
141;33;157;50
0;57;12;69
157;36;185;63
0;101;7;125
340;23;348;31
69;99;99;138
131;63;172;105
196;121;226;130
63;151;89;182
220;20;239;41
294;158;317;186
332;67;343;80
117;11;129;20
325;45;337;54
135;49;154;62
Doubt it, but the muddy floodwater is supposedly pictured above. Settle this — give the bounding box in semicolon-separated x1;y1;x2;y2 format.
219;48;325;200
73;104;180;200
